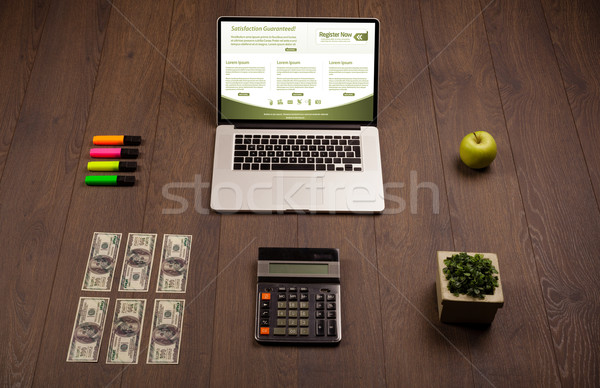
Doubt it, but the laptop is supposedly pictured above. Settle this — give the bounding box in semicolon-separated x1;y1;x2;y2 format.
210;17;384;213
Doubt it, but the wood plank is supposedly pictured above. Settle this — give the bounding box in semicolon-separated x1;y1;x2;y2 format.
297;0;356;17
541;0;600;207
420;0;561;385
209;1;299;386
294;0;385;386
235;0;296;16
296;216;386;387
361;0;475;386
0;0;50;179
210;215;299;387
482;0;600;385
118;0;230;385
0;0;110;386
32;0;172;386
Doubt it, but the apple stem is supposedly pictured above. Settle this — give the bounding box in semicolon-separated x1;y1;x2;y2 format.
473;132;480;143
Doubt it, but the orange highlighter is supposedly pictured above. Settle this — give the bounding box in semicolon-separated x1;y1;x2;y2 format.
93;135;141;146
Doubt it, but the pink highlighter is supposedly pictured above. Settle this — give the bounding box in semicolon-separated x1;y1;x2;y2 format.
90;148;138;159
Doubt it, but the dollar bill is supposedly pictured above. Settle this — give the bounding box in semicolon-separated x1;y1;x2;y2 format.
118;233;157;292
66;297;110;362
156;234;192;293
147;299;185;364
81;232;122;291
106;299;146;364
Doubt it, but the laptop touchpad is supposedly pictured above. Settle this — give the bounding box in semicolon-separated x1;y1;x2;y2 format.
273;177;324;209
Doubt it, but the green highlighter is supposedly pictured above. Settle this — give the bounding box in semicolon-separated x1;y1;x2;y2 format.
87;161;137;172
85;175;135;186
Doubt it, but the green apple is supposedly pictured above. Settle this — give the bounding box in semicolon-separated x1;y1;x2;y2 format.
459;131;497;169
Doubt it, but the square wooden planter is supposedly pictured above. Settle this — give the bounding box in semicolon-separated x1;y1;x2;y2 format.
436;251;504;324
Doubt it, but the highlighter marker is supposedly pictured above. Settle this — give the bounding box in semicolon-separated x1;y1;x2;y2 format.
87;161;137;172
85;175;135;186
93;135;141;146
90;148;138;159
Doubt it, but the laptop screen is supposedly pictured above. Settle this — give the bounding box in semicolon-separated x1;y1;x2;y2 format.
218;17;379;126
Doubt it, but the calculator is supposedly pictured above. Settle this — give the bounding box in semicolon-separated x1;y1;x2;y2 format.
255;247;341;345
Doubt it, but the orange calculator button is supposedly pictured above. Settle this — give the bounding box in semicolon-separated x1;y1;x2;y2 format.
260;327;270;335
261;292;271;300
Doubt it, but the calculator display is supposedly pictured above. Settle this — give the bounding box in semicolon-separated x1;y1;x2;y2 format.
269;263;328;275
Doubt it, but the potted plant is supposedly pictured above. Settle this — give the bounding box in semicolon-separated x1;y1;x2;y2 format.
436;251;504;324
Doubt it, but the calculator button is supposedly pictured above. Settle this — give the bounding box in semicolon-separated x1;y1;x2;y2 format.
300;287;308;292
260;301;270;309
289;287;297;292
288;319;298;326
261;293;271;300
315;294;324;301
288;301;298;309
327;311;336;319
288;327;298;336
299;302;309;309
274;327;286;336
278;293;286;301
288;294;298;301
327;302;336;310
327;294;336;301
260;319;270;326
278;287;286;292
316;320;325;336
260;310;269;318
316;302;324;310
277;310;286;317
327;320;337;336
277;319;286;327
277;301;287;309
315;311;325;319
299;319;309;327
300;328;310;336
260;327;270;335
288;310;298;318
300;294;309;301
299;310;309;318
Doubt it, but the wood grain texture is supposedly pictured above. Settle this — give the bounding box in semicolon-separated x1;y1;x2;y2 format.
297;0;357;17
0;0;110;386
294;1;386;386
209;1;300;387
297;216;386;387
541;0;600;208
362;0;474;386
235;0;296;17
420;0;562;386
119;0;230;385
0;0;50;180
32;0;172;386
210;215;299;387
0;0;598;385
482;0;600;385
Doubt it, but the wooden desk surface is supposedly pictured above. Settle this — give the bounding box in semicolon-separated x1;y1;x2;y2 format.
1;0;599;386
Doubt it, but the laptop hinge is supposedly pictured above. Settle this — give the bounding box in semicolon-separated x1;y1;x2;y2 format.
233;122;361;130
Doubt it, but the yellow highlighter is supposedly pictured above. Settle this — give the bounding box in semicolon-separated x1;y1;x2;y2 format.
87;161;137;172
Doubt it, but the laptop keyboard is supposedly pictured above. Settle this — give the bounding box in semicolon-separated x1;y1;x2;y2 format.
233;134;362;171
